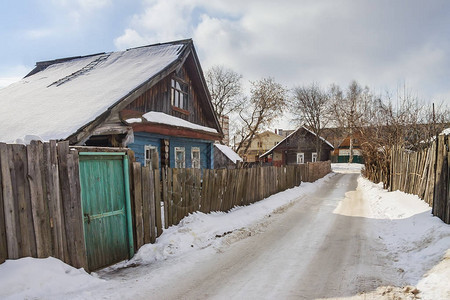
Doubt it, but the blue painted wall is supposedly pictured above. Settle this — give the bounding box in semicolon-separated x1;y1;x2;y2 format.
129;132;214;169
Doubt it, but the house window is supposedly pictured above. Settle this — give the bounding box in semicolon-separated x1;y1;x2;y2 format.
144;145;157;167
175;147;185;168
258;141;263;148
171;78;188;110
312;152;317;162
191;147;201;169
274;141;278;146
297;153;304;164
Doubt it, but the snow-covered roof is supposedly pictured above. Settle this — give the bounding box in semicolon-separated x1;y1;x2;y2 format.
0;41;188;143
127;112;218;134
260;125;334;158
214;144;243;163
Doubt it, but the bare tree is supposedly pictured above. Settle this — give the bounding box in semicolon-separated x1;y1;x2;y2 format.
235;77;288;157
330;81;371;163
291;83;331;160
205;65;243;119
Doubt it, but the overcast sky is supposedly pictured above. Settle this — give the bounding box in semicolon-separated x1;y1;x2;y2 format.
1;0;449;109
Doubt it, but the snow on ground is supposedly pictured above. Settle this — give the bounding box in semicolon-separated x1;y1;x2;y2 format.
0;257;103;299
358;176;450;300
0;163;449;299
0;172;334;300
331;162;364;174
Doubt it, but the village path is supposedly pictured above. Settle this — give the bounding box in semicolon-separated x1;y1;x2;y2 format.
90;171;401;300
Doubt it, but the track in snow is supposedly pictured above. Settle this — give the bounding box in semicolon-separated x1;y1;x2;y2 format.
78;173;403;299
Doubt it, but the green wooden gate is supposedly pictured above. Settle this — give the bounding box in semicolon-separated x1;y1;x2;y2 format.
78;152;134;271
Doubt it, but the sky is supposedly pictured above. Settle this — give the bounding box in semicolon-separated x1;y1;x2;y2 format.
1;0;449;109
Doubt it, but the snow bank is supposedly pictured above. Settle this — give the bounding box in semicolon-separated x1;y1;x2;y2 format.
358;176;450;299
0;257;103;300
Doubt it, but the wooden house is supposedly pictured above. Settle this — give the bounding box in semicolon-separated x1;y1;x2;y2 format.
214;143;242;169
260;126;334;166
0;39;222;169
237;130;284;162
332;135;364;163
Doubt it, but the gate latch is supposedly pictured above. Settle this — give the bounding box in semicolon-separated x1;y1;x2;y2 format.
84;213;91;224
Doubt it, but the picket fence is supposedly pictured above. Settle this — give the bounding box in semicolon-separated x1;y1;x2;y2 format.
365;134;449;224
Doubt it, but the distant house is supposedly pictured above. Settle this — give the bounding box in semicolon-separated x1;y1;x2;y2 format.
214;144;242;169
332;135;364;163
0;39;223;169
260;126;334;166
237;130;284;162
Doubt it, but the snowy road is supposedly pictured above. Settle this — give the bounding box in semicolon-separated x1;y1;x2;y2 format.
3;165;449;299
92;172;400;299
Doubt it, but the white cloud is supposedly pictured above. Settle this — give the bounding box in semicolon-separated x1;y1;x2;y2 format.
114;29;150;50
77;0;111;11
25;28;55;39
113;0;450;103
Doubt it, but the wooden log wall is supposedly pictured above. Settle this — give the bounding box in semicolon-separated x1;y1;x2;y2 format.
0;141;87;268
366;134;449;224
130;161;331;250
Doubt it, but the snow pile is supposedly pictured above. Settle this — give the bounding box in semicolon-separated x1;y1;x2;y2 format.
0;257;103;300
214;143;242;163
358;177;450;299
141;111;218;133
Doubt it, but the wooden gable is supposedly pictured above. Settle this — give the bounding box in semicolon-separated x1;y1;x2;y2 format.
72;40;222;146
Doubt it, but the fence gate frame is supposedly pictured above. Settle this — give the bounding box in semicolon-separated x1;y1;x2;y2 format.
78;151;134;270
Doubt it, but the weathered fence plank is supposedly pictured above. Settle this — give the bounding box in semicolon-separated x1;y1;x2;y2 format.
1;143;20;259
154;169;162;237
0;145;8;263
11;144;36;258
141;166;151;244
132;162;144;249
148;169;156;243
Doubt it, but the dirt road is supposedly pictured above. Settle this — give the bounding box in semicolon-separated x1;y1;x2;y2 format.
122;172;401;299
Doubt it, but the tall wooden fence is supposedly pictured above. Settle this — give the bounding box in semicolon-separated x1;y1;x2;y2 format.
1;139;331;269
131;161;331;248
0;141;87;268
365;134;449;224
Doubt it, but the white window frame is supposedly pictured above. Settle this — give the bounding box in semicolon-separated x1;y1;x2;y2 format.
297;152;304;164
191;147;201;169
312;152;317;162
175;147;186;168
144;145;156;167
171;78;188;110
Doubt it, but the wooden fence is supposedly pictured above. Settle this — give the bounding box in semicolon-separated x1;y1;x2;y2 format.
131;161;331;248
0;139;331;269
365;134;449;224
0;141;87;268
